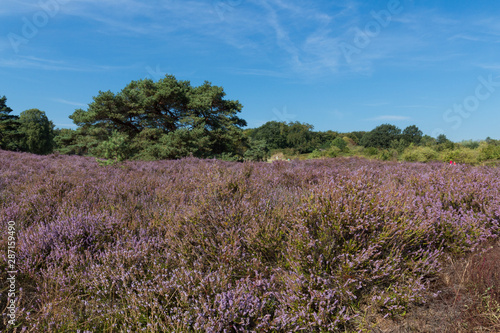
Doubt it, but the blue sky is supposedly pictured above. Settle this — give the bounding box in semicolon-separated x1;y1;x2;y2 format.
2;0;500;141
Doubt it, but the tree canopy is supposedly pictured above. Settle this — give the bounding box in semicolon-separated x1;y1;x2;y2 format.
360;124;402;148
247;121;322;154
67;75;247;160
2;80;498;165
18;109;55;154
402;125;423;145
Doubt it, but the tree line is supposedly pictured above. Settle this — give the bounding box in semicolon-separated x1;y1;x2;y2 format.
1;75;499;164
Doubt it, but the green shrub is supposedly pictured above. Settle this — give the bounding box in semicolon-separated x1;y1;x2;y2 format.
308;149;323;159
332;137;347;151
364;147;379;156
270;148;299;159
478;142;500;161
460;140;480;149
326;146;341;158
440;148;480;165
379;149;397;161
401;146;439;162
90;131;131;162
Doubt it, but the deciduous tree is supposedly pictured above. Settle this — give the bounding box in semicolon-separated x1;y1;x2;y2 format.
18;108;54;154
360;124;402;149
402;125;423;145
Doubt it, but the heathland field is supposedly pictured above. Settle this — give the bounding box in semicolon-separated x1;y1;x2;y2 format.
1;150;499;332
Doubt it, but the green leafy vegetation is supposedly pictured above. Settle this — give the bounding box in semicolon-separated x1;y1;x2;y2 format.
0;96;54;154
1;75;499;165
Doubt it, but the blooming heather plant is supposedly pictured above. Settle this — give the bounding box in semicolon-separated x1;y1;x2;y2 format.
0;151;499;332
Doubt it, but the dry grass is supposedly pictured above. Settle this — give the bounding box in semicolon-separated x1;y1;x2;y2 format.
370;240;500;332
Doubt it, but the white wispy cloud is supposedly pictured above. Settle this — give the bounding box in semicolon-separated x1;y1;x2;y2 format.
0;56;138;72
0;0;403;77
366;115;411;121
226;67;289;78
0;56;82;71
473;63;500;71
449;34;500;43
6;0;499;79
361;101;391;107
395;104;440;109
51;98;87;107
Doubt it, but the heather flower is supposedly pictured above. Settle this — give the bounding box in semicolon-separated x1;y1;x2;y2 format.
0;150;498;331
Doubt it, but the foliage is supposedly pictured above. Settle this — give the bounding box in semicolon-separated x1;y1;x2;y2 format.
360;124;402;149
436;134;449;145
478;141;500;161
270;148;300;160
313;130;339;149
1;86;500;166
308;149;323;159
379;148;397;161
435;134;455;151
390;138;409;154
401;146;439;162
285;122;315;153
0;96;22;151
485;137;500;145
460;139;480;149
331;136;347;151
326;146;342;157
307;146;343;159
247;121;287;150
90;130;130;162
440;148;480;164
364;146;379;156
17;108;55;154
343;131;365;144
420;134;437;147
248;121;317;154
243;138;268;161
402;125;423;145
66;75;247;160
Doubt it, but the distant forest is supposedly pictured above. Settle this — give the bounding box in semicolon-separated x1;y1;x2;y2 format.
2;76;500;165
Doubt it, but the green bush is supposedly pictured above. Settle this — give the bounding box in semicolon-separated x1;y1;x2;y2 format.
478;142;500;161
440;148;480;165
332;137;347;151
90;131;131;162
269;148;299;160
364;147;379;156
401;146;439;162
390;139;410;154
326;146;341;158
379;149;396;161
308;149;323;159
460;140;480;149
